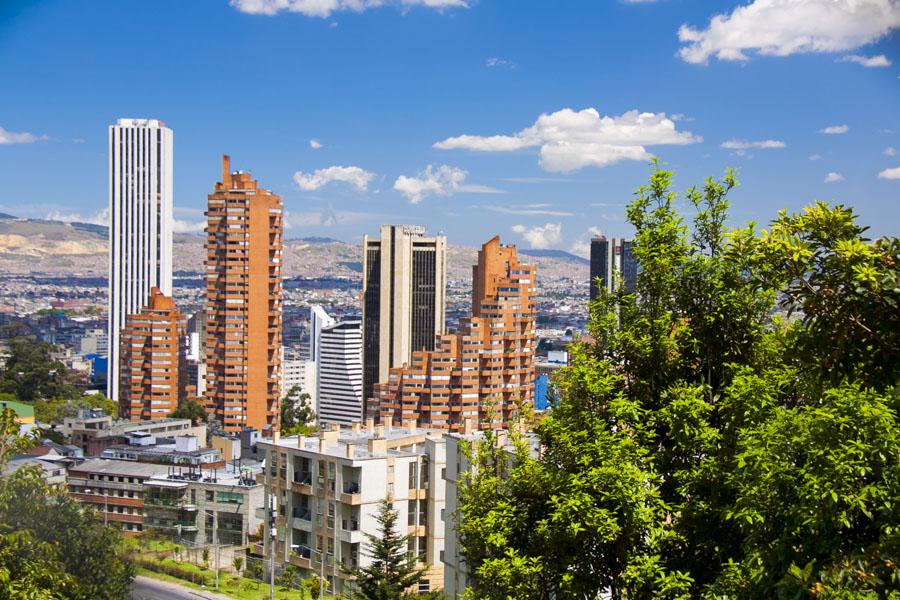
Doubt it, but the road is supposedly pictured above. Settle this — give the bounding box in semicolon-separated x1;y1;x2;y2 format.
130;575;234;600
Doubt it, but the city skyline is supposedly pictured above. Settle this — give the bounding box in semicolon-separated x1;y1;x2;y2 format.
1;0;898;254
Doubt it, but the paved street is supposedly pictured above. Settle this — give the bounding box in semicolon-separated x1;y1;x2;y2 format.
130;575;233;600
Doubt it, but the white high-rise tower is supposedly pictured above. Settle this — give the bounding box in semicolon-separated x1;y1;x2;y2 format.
107;118;174;403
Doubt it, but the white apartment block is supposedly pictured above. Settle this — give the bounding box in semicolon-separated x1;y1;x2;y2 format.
107;118;173;402
77;328;109;356
259;423;446;595
442;429;540;599
318;321;363;425
282;354;317;401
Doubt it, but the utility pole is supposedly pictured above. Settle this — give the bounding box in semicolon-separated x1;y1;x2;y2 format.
213;510;219;591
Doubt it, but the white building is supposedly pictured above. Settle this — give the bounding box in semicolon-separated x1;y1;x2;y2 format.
259;423;446;594
309;306;336;365
318;321;363;425
282;354;317;400
107;118;174;402
77;328;108;356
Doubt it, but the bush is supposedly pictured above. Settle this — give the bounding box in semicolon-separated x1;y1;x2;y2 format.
134;556;210;586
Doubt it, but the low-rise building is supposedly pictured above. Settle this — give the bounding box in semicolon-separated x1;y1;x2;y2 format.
259;422;446;595
63;410;206;455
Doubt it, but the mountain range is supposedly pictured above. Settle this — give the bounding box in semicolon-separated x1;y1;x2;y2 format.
0;214;588;282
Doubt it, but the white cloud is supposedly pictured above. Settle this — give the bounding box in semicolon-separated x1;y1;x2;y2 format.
824;171;844;183
678;0;900;64
46;208;108;226
883;146;897;156
434;107;701;173
501;176;572;183
309;139;323;149
809;153;824;161
283;207;391;229
878;166;900;179
486;57;516;68
0;126;48;145
393;164;504;203
721;138;786;150
293;165;375;192
839;53;892;67
173;219;206;233
511;223;562;249
820;124;850;134
482;204;574;217
230;0;468;17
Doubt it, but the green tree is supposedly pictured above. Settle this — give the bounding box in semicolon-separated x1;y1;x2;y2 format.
306;574;323;600
0;408;134;599
171;397;207;425
281;388;317;435
232;555;243;574
279;564;300;590
0;336;80;402
346;498;428;599
457;163;900;599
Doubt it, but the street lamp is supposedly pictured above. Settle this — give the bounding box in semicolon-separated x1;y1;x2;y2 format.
290;544;326;599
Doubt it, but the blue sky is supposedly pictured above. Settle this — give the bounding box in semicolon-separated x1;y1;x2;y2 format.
1;0;898;253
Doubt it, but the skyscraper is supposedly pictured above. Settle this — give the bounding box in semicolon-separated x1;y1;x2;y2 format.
107;118;173;402
369;236;537;431
589;236;637;299
317;321;363;425
119;287;186;421
205;155;283;435
361;225;447;408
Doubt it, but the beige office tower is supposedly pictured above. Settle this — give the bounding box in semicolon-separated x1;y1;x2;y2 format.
362;225;447;411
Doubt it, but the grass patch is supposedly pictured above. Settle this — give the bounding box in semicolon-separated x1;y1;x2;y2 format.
135;563;336;600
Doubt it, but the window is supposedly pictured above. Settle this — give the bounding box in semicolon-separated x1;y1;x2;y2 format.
205;490;214;501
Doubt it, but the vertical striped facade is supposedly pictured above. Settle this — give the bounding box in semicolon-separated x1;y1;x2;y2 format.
317;321;363;425
108;119;173;403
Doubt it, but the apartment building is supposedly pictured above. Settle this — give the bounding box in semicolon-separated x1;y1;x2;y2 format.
318;321;363;426
63;410;206;455
368;236;537;432
259;423;446;594
119;287;187;421
205;155;284;434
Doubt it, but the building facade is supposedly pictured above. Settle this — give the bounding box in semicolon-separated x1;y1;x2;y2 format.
368;237;537;432
259;423;446;595
589;236;638;299
107;118;174;402
205;155;283;435
119;287;186;421
318;321;363;425
362;225;447;410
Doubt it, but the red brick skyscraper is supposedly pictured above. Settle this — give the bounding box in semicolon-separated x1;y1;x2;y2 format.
369;236;536;431
119;287;186;421
205;155;283;434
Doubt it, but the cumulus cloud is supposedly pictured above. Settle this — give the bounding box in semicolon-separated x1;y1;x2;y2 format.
0;126;48;145
309;139;323;149
393;164;504;203
482;204;573;217
46;208;108;226
293;165;375;192
820;124;850;134
824;171;844;183
173;219;206;233
885;146;898;157
839;53;892;67
230;0;468;17
511;223;562;249
434;107;701;173
678;0;900;64
878;166;900;179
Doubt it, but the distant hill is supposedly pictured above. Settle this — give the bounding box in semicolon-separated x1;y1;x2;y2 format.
519;248;590;266
0;214;588;283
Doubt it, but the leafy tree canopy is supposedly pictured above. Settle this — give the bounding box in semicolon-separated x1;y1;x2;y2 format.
170;397;207;425
458;163;900;599
0;336;80;402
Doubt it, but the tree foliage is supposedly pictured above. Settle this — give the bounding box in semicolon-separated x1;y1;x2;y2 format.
0;409;135;599
170;397;207;425
281;388;317;435
458;163;900;599
0;336;80;402
346;497;429;599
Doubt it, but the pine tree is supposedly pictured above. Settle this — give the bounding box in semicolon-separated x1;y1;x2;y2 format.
347;497;428;599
